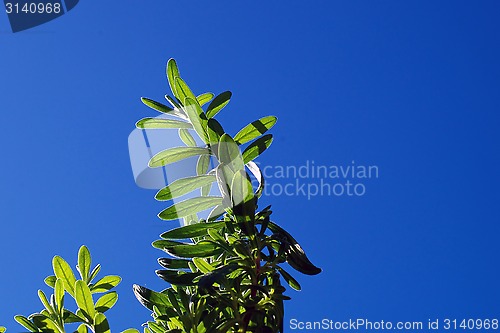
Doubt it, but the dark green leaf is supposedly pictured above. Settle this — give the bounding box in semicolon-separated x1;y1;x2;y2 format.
161;240;222;258
206;91;231;118
149;147;210;168
136;118;192;129
234;116;277;145
198;264;240;289
155;175;215;201
268;221;321;275
31;314;59;333
277;267;301;291
133;285;172;311
158;196;223;220
241;134;273;164
158;258;191;270
156;270;201;286
160;221;226;239
207;118;225;148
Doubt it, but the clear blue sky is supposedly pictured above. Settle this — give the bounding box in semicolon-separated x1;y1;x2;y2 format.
1;1;499;331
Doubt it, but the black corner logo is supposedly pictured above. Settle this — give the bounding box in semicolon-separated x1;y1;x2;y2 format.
4;0;79;33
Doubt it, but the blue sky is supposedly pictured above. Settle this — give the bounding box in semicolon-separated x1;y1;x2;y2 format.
1;1;499;331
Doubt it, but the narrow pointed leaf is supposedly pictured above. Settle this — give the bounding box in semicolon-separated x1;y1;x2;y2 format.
155;175;216;201
242;134;273;164
95;292;118;313
133;285;172;311
158;196;222;220
183;97;209;143
234;116;277;145
218;134;244;172
149;147;210;168
136;118;192;129
206;91;232;118
53;256;77;296
192;258;216;273
207;118;225;149
175;77;198;104
230;170;255;212
76;324;88;333
89;264;101;283
157;258;191;270
166;59;181;99
78;245;91;282
156;270;201;286
90;275;121;293
55;278;64;312
14;315;39;332
196;92;214;106
156;240;222;258
278;267;301;291
178;128;197;147
160;221;226;239
75;280;95;320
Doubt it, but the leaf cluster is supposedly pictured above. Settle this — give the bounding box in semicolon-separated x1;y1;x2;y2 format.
133;59;321;333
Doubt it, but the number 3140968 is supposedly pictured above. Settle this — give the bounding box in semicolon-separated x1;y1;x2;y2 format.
5;2;61;14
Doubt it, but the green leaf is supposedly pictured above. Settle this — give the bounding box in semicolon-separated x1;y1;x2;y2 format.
133;285;172;311
157;240;222;258
53;256;77;297
14;315;39;332
78;245;91;282
62;309;86;323
166;58;181;99
0;327;5;333
31;314;59;333
198;264;240;289
156;270;201;286
160;221;226;239
75;280;96;321
149;147;210;168
175;77;198;104
218;134;244;172
44;275;57;288
54;278;65;313
178;128;197;147
207;204;225;221
157;258;191;270
121;329;140;333
196;92;214;106
183;97;209;143
230;170;255;214
234;116;277;145
90;275;122;293
192;258;216;273
155;175;216;201
94;313;110;333
241;134;273;164
136;118;192;129
158;196;223;220
206;118;225;148
206;91;232;118
95;292;118;313
277;267;301;291
76;324;88;333
196;154;212;196
142;97;187;119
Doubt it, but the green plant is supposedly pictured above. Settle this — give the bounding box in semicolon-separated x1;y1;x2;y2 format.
12;246;137;333
133;59;321;333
